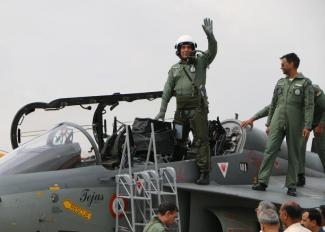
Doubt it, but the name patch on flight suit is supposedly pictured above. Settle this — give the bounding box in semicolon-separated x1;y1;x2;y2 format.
172;65;181;78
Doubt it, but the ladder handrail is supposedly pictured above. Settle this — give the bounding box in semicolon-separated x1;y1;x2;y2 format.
115;122;181;232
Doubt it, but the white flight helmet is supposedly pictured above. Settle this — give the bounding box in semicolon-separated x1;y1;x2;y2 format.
175;35;197;55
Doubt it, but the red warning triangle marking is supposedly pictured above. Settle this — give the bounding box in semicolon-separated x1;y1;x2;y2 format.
217;162;229;178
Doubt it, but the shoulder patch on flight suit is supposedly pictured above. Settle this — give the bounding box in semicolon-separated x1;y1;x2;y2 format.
276;81;284;95
172;64;181;69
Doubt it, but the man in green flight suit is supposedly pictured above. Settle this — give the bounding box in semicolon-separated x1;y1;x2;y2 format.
155;18;217;185
251;53;314;197
241;84;325;186
300;84;325;184
143;202;178;232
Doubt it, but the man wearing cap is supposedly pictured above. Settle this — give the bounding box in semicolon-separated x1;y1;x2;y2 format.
155;18;217;185
251;53;314;196
241;84;325;186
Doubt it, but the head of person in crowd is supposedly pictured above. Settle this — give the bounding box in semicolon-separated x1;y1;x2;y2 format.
258;208;280;232
301;209;323;232
320;205;325;227
256;201;277;217
157;202;178;227
280;53;300;76
279;201;303;229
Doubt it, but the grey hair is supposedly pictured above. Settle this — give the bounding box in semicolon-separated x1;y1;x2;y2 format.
257;201;277;214
258;209;279;225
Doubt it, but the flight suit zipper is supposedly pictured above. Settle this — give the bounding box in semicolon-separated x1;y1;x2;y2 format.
284;78;295;130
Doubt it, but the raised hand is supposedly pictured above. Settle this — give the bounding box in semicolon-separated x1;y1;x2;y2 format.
202;18;213;35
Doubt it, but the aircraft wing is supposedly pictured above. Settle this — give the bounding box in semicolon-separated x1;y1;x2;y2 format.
176;175;325;208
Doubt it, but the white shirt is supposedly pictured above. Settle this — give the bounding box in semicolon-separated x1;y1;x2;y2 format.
284;223;311;232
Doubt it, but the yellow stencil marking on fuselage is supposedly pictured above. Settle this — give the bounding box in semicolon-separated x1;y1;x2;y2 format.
63;200;92;220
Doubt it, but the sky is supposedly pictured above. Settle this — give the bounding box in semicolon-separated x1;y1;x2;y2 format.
0;0;325;151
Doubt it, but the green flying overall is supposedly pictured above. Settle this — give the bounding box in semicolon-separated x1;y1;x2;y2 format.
251;53;314;197
241;85;325;186
155;18;217;185
143;202;178;232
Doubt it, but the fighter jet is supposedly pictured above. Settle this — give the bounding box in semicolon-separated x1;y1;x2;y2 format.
1;91;324;232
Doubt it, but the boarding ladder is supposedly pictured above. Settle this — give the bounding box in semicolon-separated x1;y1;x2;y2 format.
115;123;181;232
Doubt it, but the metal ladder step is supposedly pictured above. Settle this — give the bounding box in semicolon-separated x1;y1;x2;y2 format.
115;123;181;232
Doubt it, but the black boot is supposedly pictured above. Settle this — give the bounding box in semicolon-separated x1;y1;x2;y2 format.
297;173;305;187
287;188;297;197
196;172;210;185
252;182;267;191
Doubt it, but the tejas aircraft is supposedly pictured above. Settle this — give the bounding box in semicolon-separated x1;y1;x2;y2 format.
0;91;324;232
